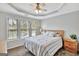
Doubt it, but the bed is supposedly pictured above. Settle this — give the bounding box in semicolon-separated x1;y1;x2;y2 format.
24;30;64;56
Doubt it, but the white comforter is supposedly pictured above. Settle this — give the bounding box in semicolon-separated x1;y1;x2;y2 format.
24;35;62;56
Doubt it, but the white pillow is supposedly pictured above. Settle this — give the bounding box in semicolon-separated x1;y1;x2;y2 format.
48;32;56;37
41;31;57;37
43;32;49;36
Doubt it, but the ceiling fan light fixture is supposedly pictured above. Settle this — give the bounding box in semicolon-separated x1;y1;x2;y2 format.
34;3;43;14
35;9;42;14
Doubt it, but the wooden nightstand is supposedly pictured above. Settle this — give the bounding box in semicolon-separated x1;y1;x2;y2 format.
64;38;77;55
77;42;79;52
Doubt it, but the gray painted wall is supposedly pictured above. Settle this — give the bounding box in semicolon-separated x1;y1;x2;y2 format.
41;11;79;37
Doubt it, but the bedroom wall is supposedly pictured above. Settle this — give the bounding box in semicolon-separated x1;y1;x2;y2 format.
41;11;79;37
0;14;7;53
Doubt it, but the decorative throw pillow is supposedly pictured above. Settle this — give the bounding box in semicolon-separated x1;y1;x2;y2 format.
48;32;56;37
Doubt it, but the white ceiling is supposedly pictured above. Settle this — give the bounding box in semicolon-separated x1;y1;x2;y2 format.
0;3;79;20
9;3;63;15
0;3;25;16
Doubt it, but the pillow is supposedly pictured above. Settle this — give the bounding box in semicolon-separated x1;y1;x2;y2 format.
43;32;49;36
41;31;46;35
47;32;56;37
41;31;60;37
55;33;61;37
48;32;61;37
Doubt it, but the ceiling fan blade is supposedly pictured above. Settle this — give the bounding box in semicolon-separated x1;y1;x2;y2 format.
42;9;47;11
40;3;46;6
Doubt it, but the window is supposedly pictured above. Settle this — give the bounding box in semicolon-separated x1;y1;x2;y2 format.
8;18;41;40
20;20;29;38
31;20;41;36
8;18;17;40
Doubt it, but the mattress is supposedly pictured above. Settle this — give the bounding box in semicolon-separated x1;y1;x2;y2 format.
24;35;62;56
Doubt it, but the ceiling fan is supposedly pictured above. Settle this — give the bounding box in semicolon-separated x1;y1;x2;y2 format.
32;3;47;14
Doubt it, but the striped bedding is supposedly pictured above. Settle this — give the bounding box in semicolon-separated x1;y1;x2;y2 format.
24;35;62;56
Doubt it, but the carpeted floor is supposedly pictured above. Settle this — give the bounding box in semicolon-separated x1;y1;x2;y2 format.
7;46;79;56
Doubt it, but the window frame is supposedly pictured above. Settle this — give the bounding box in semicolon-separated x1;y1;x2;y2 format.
7;18;41;40
8;18;18;41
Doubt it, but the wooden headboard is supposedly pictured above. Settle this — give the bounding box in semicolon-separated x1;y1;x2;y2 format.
42;30;64;38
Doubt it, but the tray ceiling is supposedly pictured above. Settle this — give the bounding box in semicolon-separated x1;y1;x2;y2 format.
8;3;64;16
0;3;79;19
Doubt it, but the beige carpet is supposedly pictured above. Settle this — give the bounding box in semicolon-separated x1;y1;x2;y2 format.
7;46;79;56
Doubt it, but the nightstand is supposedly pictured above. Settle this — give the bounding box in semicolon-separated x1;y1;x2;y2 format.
64;38;77;55
77;42;79;52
